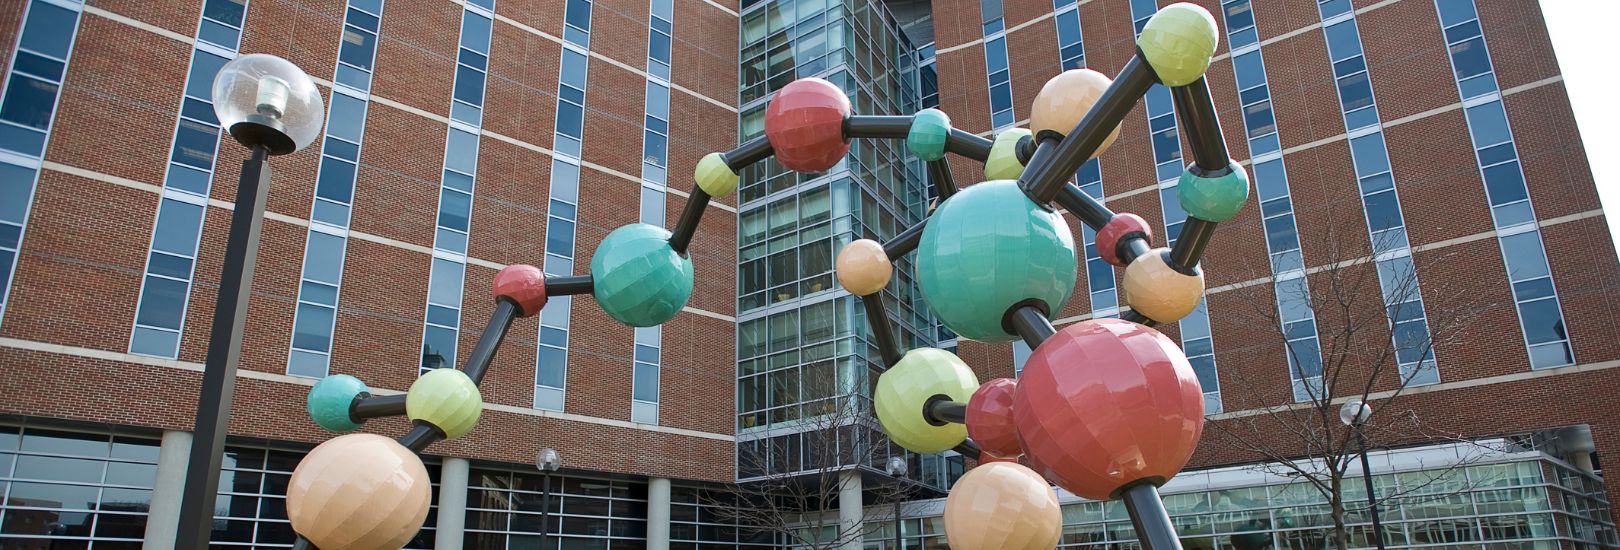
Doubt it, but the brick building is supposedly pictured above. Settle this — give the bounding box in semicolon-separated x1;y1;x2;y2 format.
0;0;1615;548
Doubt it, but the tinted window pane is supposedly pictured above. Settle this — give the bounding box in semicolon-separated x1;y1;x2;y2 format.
186;52;229;100
454;65;487;106
422;325;457;370
204;0;247;25
551;160;580;203
171;119;220;170
1482;161;1528;205
1323;20;1362;61
1363;189;1403;231
303;231;346;284
152;199;205;256
438;188;472;232
1499;231;1550;281
136;276;189;329
634;362;659;401
1252;160;1287;200
0;163;39;223
292;303;335;352
561;49;588;87
461;12;493;53
1448;37;1492;80
428;258;464;307
19;3;77;58
566;0;593;31
1264;214;1299;252
316;158;357;204
1337;72;1374;113
445;128;480;175
0;75;59;130
1435;0;1478;26
1349;132;1390;175
1518;298;1566;344
1233;52;1265;87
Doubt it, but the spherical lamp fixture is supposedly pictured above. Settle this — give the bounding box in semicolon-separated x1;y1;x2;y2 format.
1340;400;1372;427
212;53;325;155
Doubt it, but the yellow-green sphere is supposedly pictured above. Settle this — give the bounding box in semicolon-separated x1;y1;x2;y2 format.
407;368;483;439
874;348;980;453
1138;3;1220;87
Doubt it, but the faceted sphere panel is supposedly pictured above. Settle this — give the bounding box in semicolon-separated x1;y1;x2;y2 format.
591;223;695;327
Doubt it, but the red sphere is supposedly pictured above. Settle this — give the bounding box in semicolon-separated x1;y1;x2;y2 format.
493;264;547;318
967;378;1022;458
1012;318;1204;500
1096;213;1153;267
764;78;852;173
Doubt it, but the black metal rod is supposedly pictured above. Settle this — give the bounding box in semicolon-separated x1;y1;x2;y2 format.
883;221;926;260
893;484;903;550
926;159;958;201
722;136;773;171
462;299;518;385
1170;78;1230;172
1168;218;1216;272
546;274;594;296
924;398;967;425
1122;482;1183;550
1122;236;1152;266
952;439;982;461
1122;309;1160;327
1007;305;1056;349
861;293;904;368
945;129;993;161
292;538;314;550
844;115;914;139
399;422;443;453
1357;427;1388;549
1055;183;1118;231
1026;54;1156;203
350;393;406;420
175;144;272;549
668;188;711;254
542;473;554;547
1016;138;1059;197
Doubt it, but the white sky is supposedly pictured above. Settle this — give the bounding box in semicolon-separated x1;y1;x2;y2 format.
1538;1;1620;258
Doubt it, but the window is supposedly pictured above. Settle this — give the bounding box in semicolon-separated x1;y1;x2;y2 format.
983;37;1013;128
1223;0;1257;48
1054;6;1085;70
563;0;592;47
537;157;581;410
467;467;645;548
0;426;161;547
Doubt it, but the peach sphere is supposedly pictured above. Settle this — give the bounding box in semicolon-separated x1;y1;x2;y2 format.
287;433;433;550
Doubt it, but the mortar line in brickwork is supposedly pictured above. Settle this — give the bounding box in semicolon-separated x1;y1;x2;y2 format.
0;336;738;441
34;160;742;324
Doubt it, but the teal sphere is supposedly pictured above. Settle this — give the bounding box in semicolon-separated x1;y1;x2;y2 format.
1177;161;1250;222
591;223;694;327
307;374;367;433
916;180;1078;341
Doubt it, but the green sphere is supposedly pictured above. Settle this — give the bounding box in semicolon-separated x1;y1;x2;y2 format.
874;348;979;453
407;368;483;439
984;128;1031;180
916;180;1078;341
1138;3;1220;86
591;223;694;327
907;108;951;161
1177;160;1250;222
307;374;367;433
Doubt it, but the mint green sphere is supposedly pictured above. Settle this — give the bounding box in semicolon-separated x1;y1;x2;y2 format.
1177;161;1250;222
591;223;694;327
307;374;367;433
907;108;951;161
916;180;1077;341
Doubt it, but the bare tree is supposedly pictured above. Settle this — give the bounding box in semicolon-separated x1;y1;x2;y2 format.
1208;210;1494;550
709;375;907;549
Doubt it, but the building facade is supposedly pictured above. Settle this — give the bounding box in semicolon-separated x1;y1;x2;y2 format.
0;0;1617;549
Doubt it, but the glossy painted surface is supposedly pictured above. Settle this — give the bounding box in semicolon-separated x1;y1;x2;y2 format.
1096;213;1154;267
1122;249;1204;322
493;264;548;318
1178;160;1251;222
874;348;979;453
406;367;483;439
307;374;367;433
943;461;1063;550
908;108;951;161
834;238;892;296
1012;319;1204;500
590;223;694;327
1031;69;1121;153
694;151;739;197
288;433;432;550
966;378;1022;458
983;128;1031;180
917;180;1077;341
1137;3;1220;87
763;77;852;172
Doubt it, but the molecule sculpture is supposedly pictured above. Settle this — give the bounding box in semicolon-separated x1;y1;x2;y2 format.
280;2;1244;549
838;3;1247;550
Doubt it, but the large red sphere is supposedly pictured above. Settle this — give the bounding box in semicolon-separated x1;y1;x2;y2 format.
764;78;851;173
1012;318;1204;500
967;378;1022;458
492;264;547;318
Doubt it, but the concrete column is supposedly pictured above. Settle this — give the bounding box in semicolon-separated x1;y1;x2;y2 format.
143;430;193;549
647;477;671;549
838;469;864;550
436;457;471;550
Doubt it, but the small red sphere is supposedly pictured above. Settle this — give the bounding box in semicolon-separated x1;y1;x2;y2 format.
764;78;852;173
493;264;547;318
1012;318;1204;500
1096;213;1153;267
967;378;1022;458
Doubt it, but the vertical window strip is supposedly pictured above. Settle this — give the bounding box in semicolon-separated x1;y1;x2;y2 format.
536;0;592;410
1318;2;1438;386
0;0;85;326
129;1;249;359
1131;1;1221;412
420;3;495;374
1433;0;1570;369
1048;3;1116;317
631;0;672;425
981;0;1013;129
286;0;385;378
1223;1;1323;402
1053;0;1085;71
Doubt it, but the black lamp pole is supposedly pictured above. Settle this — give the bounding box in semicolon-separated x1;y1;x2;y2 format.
1355;423;1386;549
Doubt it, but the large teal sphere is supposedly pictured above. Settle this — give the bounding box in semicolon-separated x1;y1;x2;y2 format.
916;180;1078;341
307;374;367;433
591;223;694;327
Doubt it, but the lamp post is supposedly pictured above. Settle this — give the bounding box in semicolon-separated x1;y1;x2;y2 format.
538;448;561;546
886;456;909;550
174;54;324;549
1340;400;1384;550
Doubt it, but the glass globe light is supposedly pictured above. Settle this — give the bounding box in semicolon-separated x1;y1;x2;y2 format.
1339;400;1372;426
886;455;908;477
537;447;561;472
211;53;324;155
